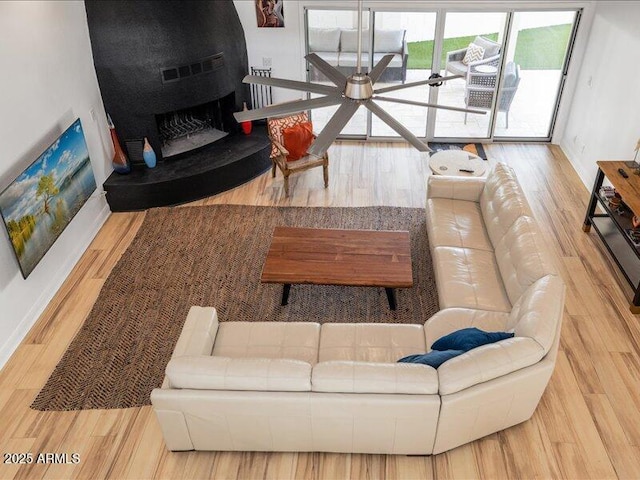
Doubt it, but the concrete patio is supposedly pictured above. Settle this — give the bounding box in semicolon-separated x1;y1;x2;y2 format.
310;68;562;140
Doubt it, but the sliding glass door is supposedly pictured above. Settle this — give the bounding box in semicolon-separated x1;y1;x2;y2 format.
306;8;368;136
493;11;579;139
369;11;437;139
304;6;580;143
432;12;507;139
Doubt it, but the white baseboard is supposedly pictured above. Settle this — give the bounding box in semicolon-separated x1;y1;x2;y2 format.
0;200;111;368
559;139;593;190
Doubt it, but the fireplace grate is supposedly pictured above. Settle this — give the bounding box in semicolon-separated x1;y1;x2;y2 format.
158;113;209;141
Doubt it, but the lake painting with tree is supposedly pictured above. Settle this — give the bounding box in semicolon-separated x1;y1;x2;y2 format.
0;119;96;278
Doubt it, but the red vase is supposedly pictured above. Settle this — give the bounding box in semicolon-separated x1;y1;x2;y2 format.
107;114;130;174
240;102;252;135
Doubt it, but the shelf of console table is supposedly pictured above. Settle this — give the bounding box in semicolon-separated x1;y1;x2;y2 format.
583;160;640;313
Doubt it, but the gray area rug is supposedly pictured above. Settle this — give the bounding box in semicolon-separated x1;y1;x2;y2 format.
32;205;439;411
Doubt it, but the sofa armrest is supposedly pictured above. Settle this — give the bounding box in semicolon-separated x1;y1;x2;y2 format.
312;361;438;394
271;138;289;157
446;48;467;63
172;306;219;358
437;337;546;395
469;54;500;69
423;308;510;349
166;356;312;391
427;174;486;202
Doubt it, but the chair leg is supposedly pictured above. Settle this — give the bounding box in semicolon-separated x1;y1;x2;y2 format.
283;173;290;197
323;163;329;188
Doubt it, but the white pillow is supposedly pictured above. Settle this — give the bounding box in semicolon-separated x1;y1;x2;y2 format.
462;42;485;65
309;28;341;52
374;30;404;53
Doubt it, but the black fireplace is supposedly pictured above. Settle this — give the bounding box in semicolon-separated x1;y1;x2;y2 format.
85;0;271;210
85;0;251;159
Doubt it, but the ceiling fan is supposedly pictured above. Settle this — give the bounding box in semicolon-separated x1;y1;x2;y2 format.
234;0;486;156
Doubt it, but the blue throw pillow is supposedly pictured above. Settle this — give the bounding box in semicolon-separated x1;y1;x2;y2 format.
431;327;514;352
398;349;464;368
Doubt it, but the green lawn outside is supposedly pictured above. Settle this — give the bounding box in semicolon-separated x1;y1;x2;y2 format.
407;24;571;70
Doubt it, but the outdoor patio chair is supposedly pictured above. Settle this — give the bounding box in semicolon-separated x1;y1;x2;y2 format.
445;36;501;77
464;61;521;128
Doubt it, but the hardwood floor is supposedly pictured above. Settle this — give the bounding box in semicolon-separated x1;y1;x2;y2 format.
1;141;639;479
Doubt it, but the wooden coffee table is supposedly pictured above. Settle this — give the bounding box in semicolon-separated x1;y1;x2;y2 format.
261;227;413;310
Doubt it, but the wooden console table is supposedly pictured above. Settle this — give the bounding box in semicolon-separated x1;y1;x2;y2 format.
583;161;640;313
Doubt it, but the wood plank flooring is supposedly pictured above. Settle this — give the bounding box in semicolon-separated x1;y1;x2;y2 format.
1;141;639;479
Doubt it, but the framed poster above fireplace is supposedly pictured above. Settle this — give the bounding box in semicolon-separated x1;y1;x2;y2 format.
0;119;97;278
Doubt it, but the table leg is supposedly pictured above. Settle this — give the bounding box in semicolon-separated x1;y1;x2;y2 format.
583;168;605;232
385;288;397;310
281;284;291;306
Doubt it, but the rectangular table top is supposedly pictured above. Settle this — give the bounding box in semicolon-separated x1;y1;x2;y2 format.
261;227;413;288
598;161;640;216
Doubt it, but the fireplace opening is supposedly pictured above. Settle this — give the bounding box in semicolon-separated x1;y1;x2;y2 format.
155;91;237;158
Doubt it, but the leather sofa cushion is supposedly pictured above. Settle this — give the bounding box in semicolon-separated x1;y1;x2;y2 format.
432;246;511;312
480;163;533;247
426;198;492;251
494;216;556;304
427;174;485;202
507;275;565;355
319;324;426;363
312;361;437;394
424;308;510;349
437;336;546;395
166;356;312;392
172;306;219;357
308;27;341;52
213;322;320;364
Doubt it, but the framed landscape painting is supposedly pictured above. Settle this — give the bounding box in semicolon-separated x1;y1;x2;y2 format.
0;118;96;278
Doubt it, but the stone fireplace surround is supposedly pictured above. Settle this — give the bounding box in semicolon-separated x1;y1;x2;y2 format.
85;0;270;211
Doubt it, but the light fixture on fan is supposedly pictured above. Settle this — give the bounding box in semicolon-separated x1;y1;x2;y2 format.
234;0;486;156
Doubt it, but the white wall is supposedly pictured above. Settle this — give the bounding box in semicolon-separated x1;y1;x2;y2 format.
560;2;640;187
233;0;306;103
0;1;111;366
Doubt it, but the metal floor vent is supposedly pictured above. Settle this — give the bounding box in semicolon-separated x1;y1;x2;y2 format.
161;53;224;84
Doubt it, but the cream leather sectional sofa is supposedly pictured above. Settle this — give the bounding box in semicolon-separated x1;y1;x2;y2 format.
151;163;565;455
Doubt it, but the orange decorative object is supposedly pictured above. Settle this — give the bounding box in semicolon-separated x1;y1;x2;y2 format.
282;121;314;161
240;102;252;135
107;114;130;174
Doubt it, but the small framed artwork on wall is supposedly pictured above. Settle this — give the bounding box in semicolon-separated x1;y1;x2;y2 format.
256;0;284;28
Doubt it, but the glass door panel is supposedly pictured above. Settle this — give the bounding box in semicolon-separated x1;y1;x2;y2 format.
306;9;368;136
369;11;437;139
494;11;578;138
433;12;507;138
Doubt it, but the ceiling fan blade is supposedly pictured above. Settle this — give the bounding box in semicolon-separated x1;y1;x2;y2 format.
374;74;463;94
374;96;487;115
305;53;347;89
233;96;343;122
307;100;360;157
364;100;432;152
242;75;339;96
368;54;395;84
